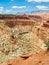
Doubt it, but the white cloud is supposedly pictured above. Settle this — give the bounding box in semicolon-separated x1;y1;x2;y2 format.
27;0;33;2
12;6;26;9
36;5;49;10
27;0;49;2
5;10;11;13
0;9;3;13
0;7;4;13
0;7;3;9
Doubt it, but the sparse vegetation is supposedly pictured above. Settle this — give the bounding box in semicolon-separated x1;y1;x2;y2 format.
45;41;49;48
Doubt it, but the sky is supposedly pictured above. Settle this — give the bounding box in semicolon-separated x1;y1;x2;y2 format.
0;0;49;14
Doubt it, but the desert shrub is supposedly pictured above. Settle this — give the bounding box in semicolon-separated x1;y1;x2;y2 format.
45;41;49;48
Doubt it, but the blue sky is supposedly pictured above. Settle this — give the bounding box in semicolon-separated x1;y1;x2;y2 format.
0;0;49;14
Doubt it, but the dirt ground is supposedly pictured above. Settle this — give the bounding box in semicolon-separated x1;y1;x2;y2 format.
0;51;49;65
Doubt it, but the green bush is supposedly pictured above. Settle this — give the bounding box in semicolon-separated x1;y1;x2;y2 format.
45;41;49;48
